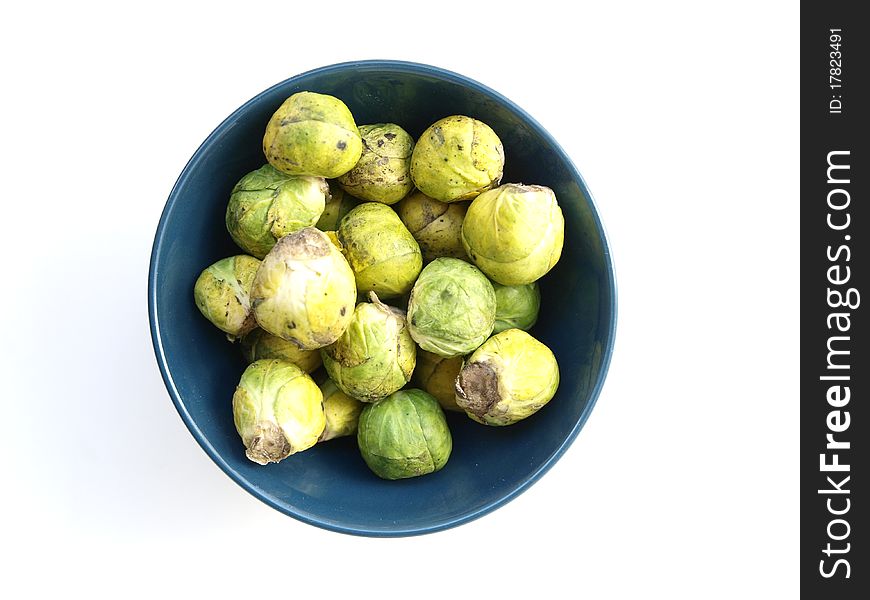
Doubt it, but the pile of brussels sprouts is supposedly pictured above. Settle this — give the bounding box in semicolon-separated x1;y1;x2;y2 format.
193;91;564;480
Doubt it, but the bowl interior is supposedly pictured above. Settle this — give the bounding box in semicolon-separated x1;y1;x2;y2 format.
150;61;615;536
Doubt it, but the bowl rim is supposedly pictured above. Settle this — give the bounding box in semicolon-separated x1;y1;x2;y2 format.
148;59;618;537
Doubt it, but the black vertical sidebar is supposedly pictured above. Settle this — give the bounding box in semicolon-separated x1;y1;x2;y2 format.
801;3;867;597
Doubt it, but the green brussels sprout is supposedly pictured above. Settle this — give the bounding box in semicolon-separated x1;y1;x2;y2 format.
336;123;414;204
454;329;559;426
319;379;364;441
232;359;325;464
410;115;504;202
315;182;359;231
396;191;468;262
461;183;565;285
406;258;496;357
193;255;261;340
240;328;322;373
357;389;452;480
250;227;357;350
492;281;541;334
321;292;416;402
337;202;422;299
413;349;464;412
263;91;363;178
226;164;329;259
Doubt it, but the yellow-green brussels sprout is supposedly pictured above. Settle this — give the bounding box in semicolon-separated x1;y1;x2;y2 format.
454;329;559;426
321;292;416;402
232;359;325;464
318;379;364;441
263;91;363;178
193;255;260;340
336;123;414;204
406;258;496;357
357;389;452;480
396;191;468;262
226;164;329;259
410;115;504;202
492;282;541;334
250;227;356;350
413;349;464;412
461;184;564;285
337;202;422;299
315;182;358;231
240;328;322;373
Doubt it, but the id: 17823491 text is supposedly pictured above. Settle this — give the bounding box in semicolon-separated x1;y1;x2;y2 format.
829;29;843;114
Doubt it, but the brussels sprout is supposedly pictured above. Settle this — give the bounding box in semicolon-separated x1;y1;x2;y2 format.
410;115;504;202
321;292;416;402
250;227;357;350
263;91;363;178
492;282;541;334
357;389;452;480
413;349;464;412
323;229;343;249
337;123;414;204
226;164;329;259
454;329;559;426
406;258;496;357
315;182;358;231
232;359;325;464
461;184;565;285
318;379;364;441
396;191;468;262
240;328;322;373
337;202;422;298
193;255;260;340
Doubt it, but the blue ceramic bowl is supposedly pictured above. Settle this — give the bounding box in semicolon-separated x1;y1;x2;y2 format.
149;60;616;536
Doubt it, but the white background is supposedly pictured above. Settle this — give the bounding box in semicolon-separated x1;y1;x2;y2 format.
0;1;798;597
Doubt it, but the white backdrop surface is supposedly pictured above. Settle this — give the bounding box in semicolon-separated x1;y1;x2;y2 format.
0;2;798;598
